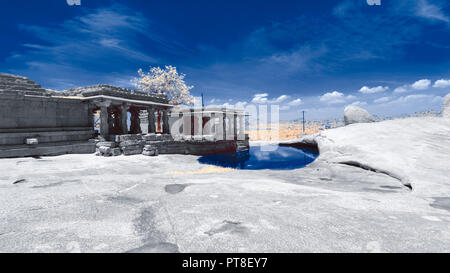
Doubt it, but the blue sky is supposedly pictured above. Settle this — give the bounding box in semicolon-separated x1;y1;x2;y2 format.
2;0;450;120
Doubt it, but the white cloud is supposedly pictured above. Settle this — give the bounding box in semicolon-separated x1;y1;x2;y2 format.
319;91;345;104
216;101;248;110
346;95;357;100
390;94;430;104
374;96;391;104
394;85;409;93
416;0;450;23
394;79;431;93
433;79;450;88
263;45;327;73
272;95;289;103
411;79;431;90
287;98;302;106
251;93;289;104
234;101;248;109
359;85;389;94
251;93;269;104
350;101;367;107
403;94;429;101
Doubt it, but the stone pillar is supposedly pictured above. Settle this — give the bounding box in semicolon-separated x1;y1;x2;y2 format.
129;108;142;134
87;104;95;128
222;109;227;141
226;111;233;140
196;111;203;136
210;113;215;136
163;109;170;134
190;109;195;137
120;104;128;135
98;100;112;138
238;115;245;140
179;111;184;136
215;112;223;141
100;106;109;137
183;111;191;136
107;108;114;135
233;112;238;141
203;115;211;135
147;107;156;133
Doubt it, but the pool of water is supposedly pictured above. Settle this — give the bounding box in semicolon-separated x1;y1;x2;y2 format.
198;145;319;170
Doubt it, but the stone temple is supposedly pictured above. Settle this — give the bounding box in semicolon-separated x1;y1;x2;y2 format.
0;73;249;158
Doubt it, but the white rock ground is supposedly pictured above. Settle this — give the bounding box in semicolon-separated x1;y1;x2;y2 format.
0;117;449;253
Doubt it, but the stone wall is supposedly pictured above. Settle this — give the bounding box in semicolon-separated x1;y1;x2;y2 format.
0;93;90;130
0;73;95;157
0;93;94;146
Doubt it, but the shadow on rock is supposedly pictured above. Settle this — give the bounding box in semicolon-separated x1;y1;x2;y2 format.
127;206;179;253
205;220;249;236
165;184;189;194
431;197;450;212
126;242;179;253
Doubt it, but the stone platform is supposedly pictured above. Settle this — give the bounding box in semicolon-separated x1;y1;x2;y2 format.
95;133;250;157
0;128;95;145
0;141;96;158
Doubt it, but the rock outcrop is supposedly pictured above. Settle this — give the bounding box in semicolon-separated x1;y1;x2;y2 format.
281;116;450;192
443;94;450;118
344;105;375;125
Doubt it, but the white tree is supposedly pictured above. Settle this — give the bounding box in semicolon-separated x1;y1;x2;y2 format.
133;65;194;105
133;65;194;132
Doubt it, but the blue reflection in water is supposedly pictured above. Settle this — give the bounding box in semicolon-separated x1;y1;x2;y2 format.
198;145;319;170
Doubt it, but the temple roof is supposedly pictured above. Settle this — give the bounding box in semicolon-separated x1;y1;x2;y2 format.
0;73;170;105
0;73;50;96
63;84;169;104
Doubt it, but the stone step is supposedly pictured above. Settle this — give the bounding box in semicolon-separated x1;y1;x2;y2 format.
0;86;45;92
0;130;95;145
0;76;37;86
0;84;45;91
0;90;50;97
0;141;96;158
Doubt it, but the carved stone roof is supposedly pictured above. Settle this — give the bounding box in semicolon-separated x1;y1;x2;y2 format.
0;74;170;104
63;84;169;104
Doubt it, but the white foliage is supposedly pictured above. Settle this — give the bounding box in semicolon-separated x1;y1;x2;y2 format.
133;65;194;105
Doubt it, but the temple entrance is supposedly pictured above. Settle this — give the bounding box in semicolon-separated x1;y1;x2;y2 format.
89;101;171;140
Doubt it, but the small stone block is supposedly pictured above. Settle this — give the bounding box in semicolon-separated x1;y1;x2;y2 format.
110;148;122;156
25;138;38;145
143;134;157;141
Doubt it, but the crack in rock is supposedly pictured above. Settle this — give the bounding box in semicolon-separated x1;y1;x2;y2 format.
32;179;81;188
337;160;412;190
13;179;27;185
106;195;143;205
